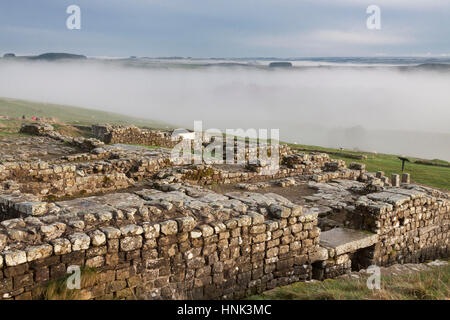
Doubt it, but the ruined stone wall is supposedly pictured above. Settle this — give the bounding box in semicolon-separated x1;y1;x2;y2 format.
312;245;377;280
312;253;352;280
92;124;181;148
165;156;363;186
0;149;173;199
348;189;450;266
20;123;104;152
178;166;362;186
0;206;320;300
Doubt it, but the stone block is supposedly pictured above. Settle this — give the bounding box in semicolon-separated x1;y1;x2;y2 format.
25;244;53;262
320;228;378;256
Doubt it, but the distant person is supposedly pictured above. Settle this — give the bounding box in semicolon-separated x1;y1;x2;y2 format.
32;116;37;121
22;115;26;120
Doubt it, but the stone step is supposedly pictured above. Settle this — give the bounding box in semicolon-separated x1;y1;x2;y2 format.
320;227;378;255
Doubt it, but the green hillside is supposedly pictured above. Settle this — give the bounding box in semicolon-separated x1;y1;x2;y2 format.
288;143;450;190
0;97;172;129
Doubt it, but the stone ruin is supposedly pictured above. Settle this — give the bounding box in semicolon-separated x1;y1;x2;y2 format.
92;124;182;148
0;122;448;300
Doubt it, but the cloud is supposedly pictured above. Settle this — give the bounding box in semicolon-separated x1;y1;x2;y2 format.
246;29;415;54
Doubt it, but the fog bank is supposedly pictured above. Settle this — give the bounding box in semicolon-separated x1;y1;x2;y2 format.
0;60;449;160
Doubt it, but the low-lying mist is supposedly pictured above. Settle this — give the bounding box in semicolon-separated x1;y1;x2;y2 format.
0;59;449;160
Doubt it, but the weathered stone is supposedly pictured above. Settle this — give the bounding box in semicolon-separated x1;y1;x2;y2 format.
237;215;252;227
367;191;411;206
391;174;400;187
100;227;121;239
68;233;91;251
25;244;53;262
320;228;378;256
120;224;144;236
40;222;66;240
51;238;72;255
85;256;105;268
349;162;366;171
142;223;160;239
1;218;25;229
190;229;202;239
96;211;113;222
401;173;411;184
269;204;291;218
160;220;178;235
4;250;27;267
19;202;48;216
198;225;214;237
176;216;196;232
309;247;329;263
247;212;265;225
68;220;85;230
0;233;8;251
89;230;106;246
120;236;143;251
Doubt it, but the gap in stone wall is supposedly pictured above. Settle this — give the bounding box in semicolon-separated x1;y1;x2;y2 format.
350;245;376;271
0;206;21;222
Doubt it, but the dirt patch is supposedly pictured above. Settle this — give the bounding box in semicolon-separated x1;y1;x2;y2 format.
42;181;154;202
0;136;80;162
207;182;316;205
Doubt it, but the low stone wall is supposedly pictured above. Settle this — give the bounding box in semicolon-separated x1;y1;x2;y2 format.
348;188;450;266
0;147;174;199
0;193;44;222
0;195;320;300
20;123;104;151
92;124;181;148
312;253;352;280
159;156;364;186
180;166;362;186
92;124;293;162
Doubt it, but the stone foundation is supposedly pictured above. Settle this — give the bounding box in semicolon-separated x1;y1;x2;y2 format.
0;122;448;300
351;188;450;266
0;186;321;300
92;124;181;148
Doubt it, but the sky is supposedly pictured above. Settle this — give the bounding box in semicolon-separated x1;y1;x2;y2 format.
0;0;449;57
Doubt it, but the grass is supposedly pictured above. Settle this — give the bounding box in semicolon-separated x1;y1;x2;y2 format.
287;143;450;190
35;266;98;300
0;97;172;128
249;263;450;300
129;144;165;149
0;118;92;138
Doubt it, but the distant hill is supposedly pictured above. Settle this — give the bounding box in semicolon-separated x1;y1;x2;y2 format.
413;63;450;71
0;97;173;129
269;62;293;68
29;53;87;61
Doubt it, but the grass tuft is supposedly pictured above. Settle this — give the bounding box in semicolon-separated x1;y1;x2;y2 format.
36;266;98;300
249;263;450;300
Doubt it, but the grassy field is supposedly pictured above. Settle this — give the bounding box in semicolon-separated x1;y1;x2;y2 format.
288;143;450;190
0;97;172;128
249;263;450;300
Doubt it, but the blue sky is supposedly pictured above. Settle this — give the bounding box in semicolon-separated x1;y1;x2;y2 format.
1;0;449;57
